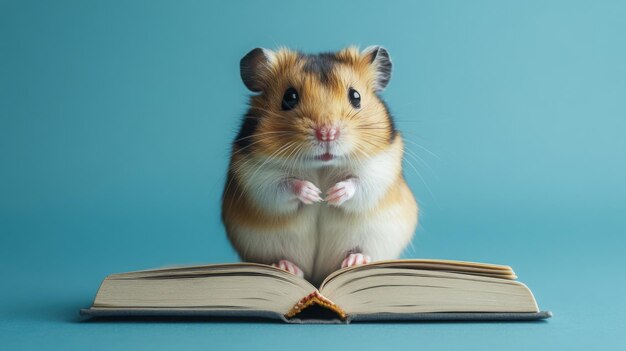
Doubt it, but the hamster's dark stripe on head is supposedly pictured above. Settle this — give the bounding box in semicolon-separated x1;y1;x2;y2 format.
233;110;259;152
301;52;341;85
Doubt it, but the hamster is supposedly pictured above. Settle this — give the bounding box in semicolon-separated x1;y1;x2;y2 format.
222;46;418;286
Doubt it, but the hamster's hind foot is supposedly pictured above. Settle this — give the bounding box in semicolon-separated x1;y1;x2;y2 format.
271;259;304;277
341;253;371;268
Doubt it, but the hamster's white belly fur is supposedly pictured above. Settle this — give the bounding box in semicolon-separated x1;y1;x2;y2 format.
227;141;417;285
229;199;415;285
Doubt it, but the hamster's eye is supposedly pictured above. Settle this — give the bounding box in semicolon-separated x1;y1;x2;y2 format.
281;87;299;111
348;88;361;108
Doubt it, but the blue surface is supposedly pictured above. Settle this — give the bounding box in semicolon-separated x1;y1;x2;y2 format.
2;0;626;349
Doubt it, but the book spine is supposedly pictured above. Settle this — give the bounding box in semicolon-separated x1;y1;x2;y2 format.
284;290;347;321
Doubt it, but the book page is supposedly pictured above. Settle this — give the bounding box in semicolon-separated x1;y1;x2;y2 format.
319;259;516;290
92;263;317;315
319;267;538;315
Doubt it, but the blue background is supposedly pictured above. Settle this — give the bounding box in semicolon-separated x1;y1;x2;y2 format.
2;0;625;349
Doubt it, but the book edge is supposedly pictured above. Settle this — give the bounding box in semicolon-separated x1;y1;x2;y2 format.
349;311;553;322
80;307;289;322
80;308;552;323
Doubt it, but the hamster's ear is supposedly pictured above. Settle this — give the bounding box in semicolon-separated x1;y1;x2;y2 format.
362;46;392;92
240;48;275;92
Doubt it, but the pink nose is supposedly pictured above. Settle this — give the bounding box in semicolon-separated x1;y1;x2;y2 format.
315;125;340;142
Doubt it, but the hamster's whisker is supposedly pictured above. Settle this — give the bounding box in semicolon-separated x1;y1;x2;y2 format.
355;120;389;128
266;142;304;182
231;147;269;171
404;148;435;175
232;132;295;157
225;157;265;216
249;107;293;121
222;173;238;215
247;141;298;181
352;142;373;158
294;144;309;171
402;155;437;205
353;136;388;153
293;145;307;173
346;107;365;121
284;145;299;175
347;146;365;170
348;104;388;120
233;141;297;205
231;139;290;177
357;130;392;141
350;104;386;120
355;126;388;131
357;132;397;147
401;137;440;159
348;140;369;167
231;134;296;161
355;122;391;130
279;142;302;175
233;131;294;143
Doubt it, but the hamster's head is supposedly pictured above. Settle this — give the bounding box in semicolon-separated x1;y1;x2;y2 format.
236;46;396;168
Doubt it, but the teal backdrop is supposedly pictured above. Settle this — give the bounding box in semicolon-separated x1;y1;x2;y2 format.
1;0;625;349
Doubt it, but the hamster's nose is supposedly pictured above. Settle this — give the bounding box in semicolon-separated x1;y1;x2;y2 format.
315;125;340;142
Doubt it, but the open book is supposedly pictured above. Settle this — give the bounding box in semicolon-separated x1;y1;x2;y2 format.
81;259;551;323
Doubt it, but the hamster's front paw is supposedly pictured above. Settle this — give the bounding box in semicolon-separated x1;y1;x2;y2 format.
290;179;322;205
341;253;371;268
325;179;356;206
271;259;304;277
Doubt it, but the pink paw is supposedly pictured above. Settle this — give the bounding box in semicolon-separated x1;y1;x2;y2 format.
341;253;371;268
325;179;356;206
271;259;304;277
291;179;322;205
